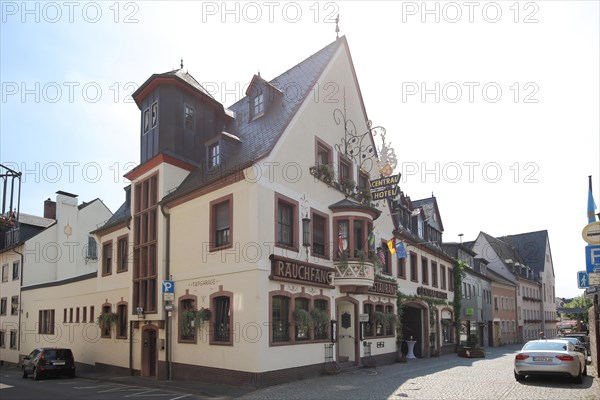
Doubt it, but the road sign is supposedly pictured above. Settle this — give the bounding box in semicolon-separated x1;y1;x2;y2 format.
589;273;600;286
359;313;369;322
582;221;600;245
162;280;174;293
577;271;589;288
585;245;600;273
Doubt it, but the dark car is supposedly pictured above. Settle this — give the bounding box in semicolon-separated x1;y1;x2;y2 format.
563;333;590;355
559;337;587;355
22;348;76;380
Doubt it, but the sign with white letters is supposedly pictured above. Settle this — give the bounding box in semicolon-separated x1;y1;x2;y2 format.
162;280;174;293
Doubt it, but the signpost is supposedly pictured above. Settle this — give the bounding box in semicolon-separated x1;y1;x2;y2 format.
582;221;600;245
578;271;590;288
585;245;600;274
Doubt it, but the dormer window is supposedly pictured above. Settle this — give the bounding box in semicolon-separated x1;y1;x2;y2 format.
252;93;264;119
184;104;194;130
143;109;150;133
208;142;220;167
151;102;158;127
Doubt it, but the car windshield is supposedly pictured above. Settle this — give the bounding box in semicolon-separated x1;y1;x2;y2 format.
522;342;567;351
44;349;72;359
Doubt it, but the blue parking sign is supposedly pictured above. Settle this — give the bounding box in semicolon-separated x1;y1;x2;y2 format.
162;280;174;293
585;245;600;273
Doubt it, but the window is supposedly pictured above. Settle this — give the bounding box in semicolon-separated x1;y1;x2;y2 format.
315;139;332;166
11;296;18;315
358;171;369;191
90;306;95;322
63;308;67;323
133;174;158;313
117;236;128;272
208;142;220;167
143;108;150;133
385;304;395;336
102;241;113;276
0;331;4;347
100;305;112;338
275;194;298;250
311;211;328;258
116;303;128;339
364;303;374;337
252;93;264;117
213;296;231;343
334;218;371;260
431;262;438;287
375;305;385;336
9;330;17;349
448;267;454;291
293;297;310;341
0;298;6;315
210;195;232;250
12;261;19;280
421;257;429;284
87;236;97;259
179;297;196;342
338;157;352;183
272;295;290;342
184;104;194;130
398;257;406;279
76;307;80;323
1;264;7;282
69;308;73;323
151;102;158;127
313;299;329;340
38;309;55;334
410;252;418;282
440;265;446;289
83;306;87;323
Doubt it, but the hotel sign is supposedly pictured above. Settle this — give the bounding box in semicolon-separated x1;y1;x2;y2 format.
368;279;398;296
416;286;448;300
269;255;334;288
370;174;401;200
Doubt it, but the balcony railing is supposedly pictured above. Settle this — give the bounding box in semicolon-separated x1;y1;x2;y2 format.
334;259;375;291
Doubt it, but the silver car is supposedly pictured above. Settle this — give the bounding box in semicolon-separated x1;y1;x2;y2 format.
514;339;587;383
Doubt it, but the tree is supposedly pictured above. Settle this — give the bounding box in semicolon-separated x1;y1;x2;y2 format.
562;295;593;324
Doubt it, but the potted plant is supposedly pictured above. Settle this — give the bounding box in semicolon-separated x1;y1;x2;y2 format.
339;177;356;194
458;333;486;358
312;163;334;183
310;308;330;339
197;307;211;327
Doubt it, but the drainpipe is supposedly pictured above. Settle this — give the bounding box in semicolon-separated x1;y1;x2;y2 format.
160;202;171;380
14;247;24;355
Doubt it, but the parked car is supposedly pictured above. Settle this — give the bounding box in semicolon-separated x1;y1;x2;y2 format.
514;339;587;383
558;337;587;355
22;348;76;380
563;333;590;355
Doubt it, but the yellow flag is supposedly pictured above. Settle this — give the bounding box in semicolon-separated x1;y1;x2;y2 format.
387;238;396;254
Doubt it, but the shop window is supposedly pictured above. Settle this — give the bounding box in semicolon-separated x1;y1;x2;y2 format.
272;295;290;342
213;296;231;343
313;299;329;340
294;297;310;341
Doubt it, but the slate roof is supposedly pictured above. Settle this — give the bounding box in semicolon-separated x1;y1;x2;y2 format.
479;232;525;265
486;267;516;287
412;196;444;232
500;230;549;274
163;37;346;204
92;189;130;233
329;198;382;219
133;68;215;100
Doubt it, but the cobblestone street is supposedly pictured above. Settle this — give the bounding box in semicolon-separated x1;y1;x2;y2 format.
240;345;600;400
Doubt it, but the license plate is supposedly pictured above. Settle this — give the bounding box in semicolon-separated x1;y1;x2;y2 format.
53;361;65;366
533;356;553;362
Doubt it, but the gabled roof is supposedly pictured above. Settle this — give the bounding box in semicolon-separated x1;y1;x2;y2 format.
500;230;549;274
92;200;130;234
480;232;525;265
486;268;516;287
412;196;444;232
163;37;346;205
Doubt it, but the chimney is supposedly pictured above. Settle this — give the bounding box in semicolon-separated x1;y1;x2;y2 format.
44;198;56;219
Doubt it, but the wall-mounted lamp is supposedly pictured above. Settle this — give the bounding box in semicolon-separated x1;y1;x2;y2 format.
136;306;145;320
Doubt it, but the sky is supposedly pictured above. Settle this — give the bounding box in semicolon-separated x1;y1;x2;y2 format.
1;1;599;299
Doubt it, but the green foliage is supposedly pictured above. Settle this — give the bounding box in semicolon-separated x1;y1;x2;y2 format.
562;295;593;324
396;290;405;350
453;259;467;348
293;309;311;330
96;312;117;327
467;334;479;349
316;164;335;183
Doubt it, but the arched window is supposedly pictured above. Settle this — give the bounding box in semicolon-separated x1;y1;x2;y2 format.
116;303;128;339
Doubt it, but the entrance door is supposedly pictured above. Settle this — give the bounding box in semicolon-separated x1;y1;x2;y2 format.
141;328;157;377
337;301;357;364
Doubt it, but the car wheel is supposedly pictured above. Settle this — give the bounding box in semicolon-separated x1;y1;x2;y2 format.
33;368;41;381
514;371;525;382
573;366;583;384
22;368;28;379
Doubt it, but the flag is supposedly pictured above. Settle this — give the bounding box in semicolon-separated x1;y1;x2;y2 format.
378;247;386;266
387;238;396;254
396;241;407;259
338;225;344;255
588;176;597;223
368;230;375;250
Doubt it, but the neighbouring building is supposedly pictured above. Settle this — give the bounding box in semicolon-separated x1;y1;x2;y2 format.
391;194;456;356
